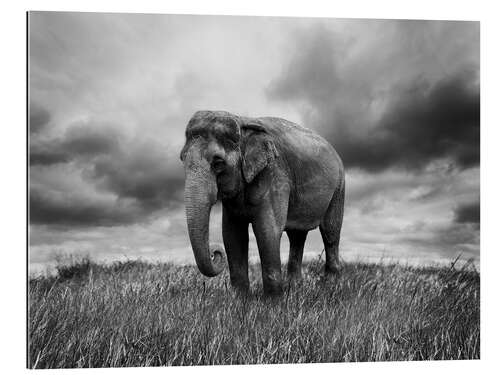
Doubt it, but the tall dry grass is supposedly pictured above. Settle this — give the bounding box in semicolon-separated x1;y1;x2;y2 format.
28;256;479;368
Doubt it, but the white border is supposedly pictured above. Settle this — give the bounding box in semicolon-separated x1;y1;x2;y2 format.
1;1;499;374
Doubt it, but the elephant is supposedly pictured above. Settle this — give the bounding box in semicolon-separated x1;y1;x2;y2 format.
180;110;345;295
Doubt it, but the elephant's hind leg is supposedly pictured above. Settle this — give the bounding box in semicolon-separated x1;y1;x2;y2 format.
319;180;345;276
286;230;308;280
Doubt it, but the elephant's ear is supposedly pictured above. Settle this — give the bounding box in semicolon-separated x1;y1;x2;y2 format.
241;122;278;183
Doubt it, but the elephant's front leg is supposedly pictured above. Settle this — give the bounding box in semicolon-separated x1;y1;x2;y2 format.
252;205;285;296
222;206;250;293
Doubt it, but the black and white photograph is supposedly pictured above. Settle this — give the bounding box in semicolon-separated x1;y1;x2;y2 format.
27;10;480;368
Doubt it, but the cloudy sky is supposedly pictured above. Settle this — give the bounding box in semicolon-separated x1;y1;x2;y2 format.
29;12;479;272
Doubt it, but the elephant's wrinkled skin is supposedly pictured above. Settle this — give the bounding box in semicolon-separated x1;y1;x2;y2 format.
180;110;345;295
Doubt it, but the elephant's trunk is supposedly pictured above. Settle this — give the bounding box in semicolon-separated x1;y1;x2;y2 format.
184;158;225;277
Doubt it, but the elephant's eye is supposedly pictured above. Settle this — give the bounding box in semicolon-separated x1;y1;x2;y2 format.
211;156;226;173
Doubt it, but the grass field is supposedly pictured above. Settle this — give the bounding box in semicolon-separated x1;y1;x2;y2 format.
28;256;480;368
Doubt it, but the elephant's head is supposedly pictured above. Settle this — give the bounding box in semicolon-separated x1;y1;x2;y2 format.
180;110;278;277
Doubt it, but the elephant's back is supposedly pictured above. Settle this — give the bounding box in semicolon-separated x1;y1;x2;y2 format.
257;116;342;172
256;116;318;138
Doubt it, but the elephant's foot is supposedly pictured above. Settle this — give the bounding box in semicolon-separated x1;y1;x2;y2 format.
233;285;250;296
286;270;303;289
263;283;282;296
262;271;283;296
323;262;341;281
230;277;250;295
287;262;303;280
287;272;302;282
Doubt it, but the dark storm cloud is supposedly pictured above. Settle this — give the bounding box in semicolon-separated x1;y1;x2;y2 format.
454;200;480;224
92;143;184;210
268;23;479;172
29;146;69;165
29;122;185;226
63;126;121;156
337;70;480;171
29;124;120;165
29;102;51;134
29;187;141;227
